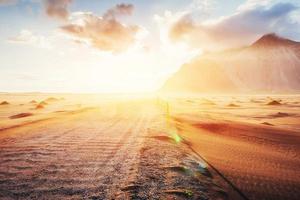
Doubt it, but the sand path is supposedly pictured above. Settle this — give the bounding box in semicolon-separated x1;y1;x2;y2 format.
0;102;229;199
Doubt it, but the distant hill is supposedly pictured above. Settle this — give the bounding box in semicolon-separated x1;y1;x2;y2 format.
161;33;300;94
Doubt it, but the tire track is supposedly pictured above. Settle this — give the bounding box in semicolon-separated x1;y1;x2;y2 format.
0;101;230;199
0;110;124;199
0;104;155;199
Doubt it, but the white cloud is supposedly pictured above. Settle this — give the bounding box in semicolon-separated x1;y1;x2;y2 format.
60;4;144;53
237;0;273;11
189;0;216;13
8;29;52;49
168;1;300;51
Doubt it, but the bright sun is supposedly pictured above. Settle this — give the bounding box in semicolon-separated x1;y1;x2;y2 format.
61;41;199;93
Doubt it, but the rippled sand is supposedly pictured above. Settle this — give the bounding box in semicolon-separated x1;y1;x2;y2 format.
0;93;299;199
0;94;229;199
167;95;300;200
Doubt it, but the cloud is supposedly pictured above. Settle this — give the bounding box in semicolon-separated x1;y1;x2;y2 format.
189;0;216;14
44;0;72;20
168;2;300;51
8;29;52;49
237;0;272;11
103;3;134;19
0;0;72;19
60;4;142;53
0;0;17;6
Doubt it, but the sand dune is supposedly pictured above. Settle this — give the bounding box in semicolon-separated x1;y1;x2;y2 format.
267;100;282;105
227;103;239;107
269;112;293;118
261;122;274;126
250;99;263;103
173;112;300;200
35;104;45;109
39;101;48;106
45;97;59;102
200;98;216;106
0;101;9;105
9;112;33;119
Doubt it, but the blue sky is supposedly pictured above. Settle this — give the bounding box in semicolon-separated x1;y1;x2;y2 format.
0;0;299;93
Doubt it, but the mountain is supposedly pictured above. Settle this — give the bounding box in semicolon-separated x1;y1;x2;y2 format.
251;33;299;48
161;33;300;94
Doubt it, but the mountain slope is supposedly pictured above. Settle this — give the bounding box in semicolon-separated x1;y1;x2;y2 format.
161;34;300;94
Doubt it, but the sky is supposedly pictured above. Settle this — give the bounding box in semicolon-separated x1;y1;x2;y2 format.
0;0;299;93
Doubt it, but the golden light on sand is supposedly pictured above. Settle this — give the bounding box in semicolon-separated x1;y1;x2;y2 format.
1;0;300;199
0;93;300;200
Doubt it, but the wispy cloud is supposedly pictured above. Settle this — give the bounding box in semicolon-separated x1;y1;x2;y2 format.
168;1;299;51
14;73;40;81
237;0;273;11
8;29;52;49
189;0;216;14
60;4;142;53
